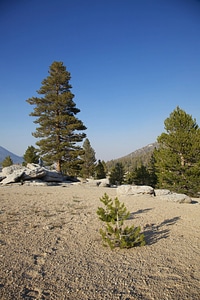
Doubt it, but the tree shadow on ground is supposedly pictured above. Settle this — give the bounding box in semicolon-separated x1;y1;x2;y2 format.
128;208;153;220
143;216;181;245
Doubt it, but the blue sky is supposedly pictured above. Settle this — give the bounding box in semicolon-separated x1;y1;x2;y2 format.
0;0;200;161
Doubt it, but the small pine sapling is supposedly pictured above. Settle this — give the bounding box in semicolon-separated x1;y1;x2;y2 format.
96;193;129;222
97;193;145;249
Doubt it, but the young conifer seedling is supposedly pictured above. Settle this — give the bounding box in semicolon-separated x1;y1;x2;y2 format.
97;193;145;249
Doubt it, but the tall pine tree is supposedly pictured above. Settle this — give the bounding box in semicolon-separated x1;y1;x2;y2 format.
154;107;200;196
109;162;125;186
2;156;13;168
95;160;106;179
23;146;39;165
80;138;96;178
26;61;87;174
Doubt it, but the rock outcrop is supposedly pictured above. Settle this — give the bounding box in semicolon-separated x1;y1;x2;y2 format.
1;169;25;185
117;185;192;203
1;165;23;176
22;164;47;180
0;164;69;185
117;185;155;196
155;189;192;203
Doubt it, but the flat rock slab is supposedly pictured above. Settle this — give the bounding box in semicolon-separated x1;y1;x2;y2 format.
117;185;154;196
157;193;192;204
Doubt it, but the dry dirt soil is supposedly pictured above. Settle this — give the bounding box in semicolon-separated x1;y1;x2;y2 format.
0;184;199;300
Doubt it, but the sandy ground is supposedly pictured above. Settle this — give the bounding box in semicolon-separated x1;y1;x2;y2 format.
0;184;199;300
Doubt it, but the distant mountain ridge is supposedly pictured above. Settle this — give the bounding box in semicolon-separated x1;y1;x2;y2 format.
0;146;23;165
106;142;158;170
120;142;158;160
0;143;158;169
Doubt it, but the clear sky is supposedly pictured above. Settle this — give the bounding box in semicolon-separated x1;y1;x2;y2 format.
0;0;200;161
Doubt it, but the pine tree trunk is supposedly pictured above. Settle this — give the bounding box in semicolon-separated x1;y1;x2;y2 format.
56;160;61;173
